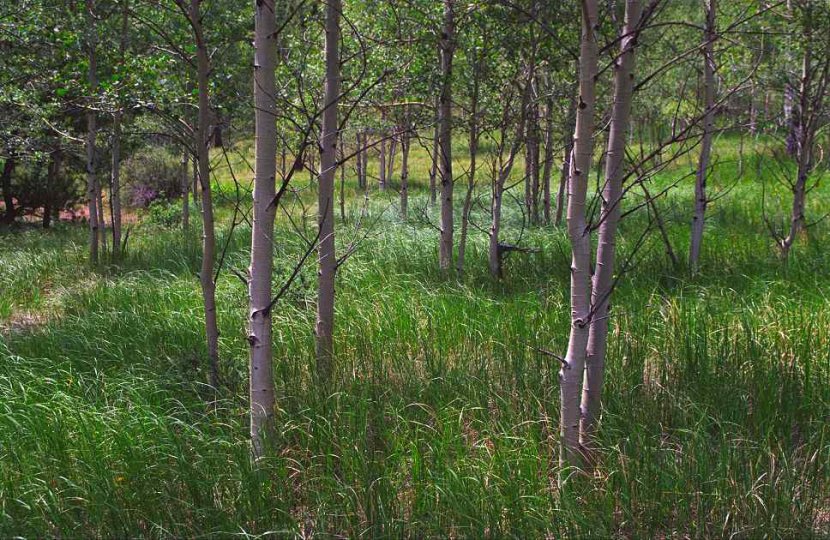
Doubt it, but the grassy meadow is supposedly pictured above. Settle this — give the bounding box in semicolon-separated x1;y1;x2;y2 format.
1;133;829;537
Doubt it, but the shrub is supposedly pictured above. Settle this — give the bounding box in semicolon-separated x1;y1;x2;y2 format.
122;147;183;207
146;199;183;227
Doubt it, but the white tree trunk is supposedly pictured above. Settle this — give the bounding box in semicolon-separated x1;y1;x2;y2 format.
110;0;129;257
316;0;341;383
386;128;397;184
780;9;816;259
111;109;123;254
560;0;599;469
379;124;387;190
689;0;716;274
457;83;479;276
429;96;439;205
438;0;456;272
556;89;577;227
181;146;189;230
542;89;555;225
580;0;642;456
85;0;99;264
488;78;533;279
400;130;410;219
192;0;220;390
249;0;279;457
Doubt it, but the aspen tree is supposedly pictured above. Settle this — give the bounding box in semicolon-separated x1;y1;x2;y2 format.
689;0;716;274
580;0;643;456
85;0;99;264
438;0;456;272
248;0;279;457
316;0;341;382
179;0;220;389
110;0;129;258
559;0;599;468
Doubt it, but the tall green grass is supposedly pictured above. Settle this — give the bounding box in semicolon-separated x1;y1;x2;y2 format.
1;136;829;537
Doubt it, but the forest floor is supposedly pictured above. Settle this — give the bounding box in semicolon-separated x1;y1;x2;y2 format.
1;135;829;537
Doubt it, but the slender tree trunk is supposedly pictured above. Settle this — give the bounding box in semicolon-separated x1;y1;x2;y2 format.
362;131;369;190
429;95;439;205
387;127;397;184
689;0;716;275
97;181;107;254
248;0;279;458
524;142;532;222
316;0;341;383
784;83;797;156
749;79;757;136
780;13;815;259
438;0;456;272
85;0;99;264
1;157;15;225
43;151;60;229
642;182;679;268
192;0;219;390
181;146;190;230
542;90;555;225
457;70;479;276
580;0;642;457
489;76;533;279
529;99;541;225
192;155;200;209
111;108;123;256
339;130;346;222
556;91;576;226
110;0;128;258
379;126;387;190
356;131;365;189
560;0;599;469
400;130;410;219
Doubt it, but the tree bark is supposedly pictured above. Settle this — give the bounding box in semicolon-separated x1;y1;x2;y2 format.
542;88;555;225
181;146;190;230
580;0;642;457
429;95;439;205
192;155;200;209
111;107;123;255
457;64;480;276
339;130;346;222
1;157;15;225
85;0;99;264
386;127;397;184
400;130;410;219
689;0;716;275
489;77;533;279
528;97;541;225
780;7;818;259
642;182;679;268
249;0;279;458
43;151;61;229
191;0;220;390
316;0;341;384
356;131;366;189
110;0;128;258
379;124;387;190
560;0;599;469
438;0;456;272
556;91;576;227
97;178;107;254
